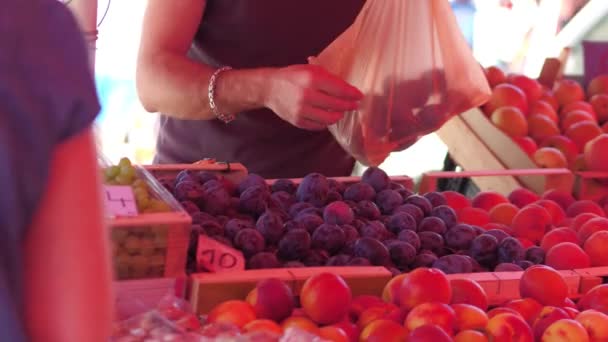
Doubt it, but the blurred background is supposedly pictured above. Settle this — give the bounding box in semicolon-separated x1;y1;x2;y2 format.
93;0;603;178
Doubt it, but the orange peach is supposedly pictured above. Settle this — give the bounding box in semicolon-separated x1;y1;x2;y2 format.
319;326;349;342
528;114;561;144
457;207;491;226
534;147;568;168
491;106;528;136
489;202;519;226
541;135;579;164
357;305;397;330
443;191;471;211
486;313;534;342
545;242;591;270
472;191;509;212
578;217;608;244
399;268;451;310
578;284;608;314
487;307;524;319
567;200;605;218
571;213;601;231
509;188;541;208
542;319;590;341
405;302;456;335
246;278;294;322
349;295;386;322
584;134;608;172
207;300;257;328
300;273;352;325
543;189;576;211
539;90;560;111
455;330;489;342
281;316;319;335
331;320;360;342
584;230;608;266
485;66;507;88
590;94;608;123
530;100;559;122
381;274;406;305
483;83;529;116
504;298;544;325
408;325;452;342
561;110;596;132
554;79;586;107
520;265;568;306
587;74;608;98
561;101;597;119
535;199;567;226
512;204;553;243
509;74;543;104
513;136;538;156
243;319;283;335
565;121;603;152
540;227;579;252
384;307;409;325
532;306;570;340
450;278;489;310
452;303;489;331
359;319;408;342
576;309;608;341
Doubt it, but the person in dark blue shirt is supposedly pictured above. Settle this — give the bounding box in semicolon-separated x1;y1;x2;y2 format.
1;0;113;340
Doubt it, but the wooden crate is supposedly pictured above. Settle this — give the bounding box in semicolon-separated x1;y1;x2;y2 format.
189;267;391;314
145;163;414;190
108;166;192;280
145;160;248;185
574;171;608;201
419;168;573;196
437;108;575;195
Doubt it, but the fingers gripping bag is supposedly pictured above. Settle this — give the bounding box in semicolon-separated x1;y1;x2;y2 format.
311;0;491;166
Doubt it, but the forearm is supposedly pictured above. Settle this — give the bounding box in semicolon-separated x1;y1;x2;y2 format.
136;52;273;120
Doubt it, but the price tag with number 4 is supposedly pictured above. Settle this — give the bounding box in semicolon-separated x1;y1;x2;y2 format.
197;235;245;273
103;185;139;217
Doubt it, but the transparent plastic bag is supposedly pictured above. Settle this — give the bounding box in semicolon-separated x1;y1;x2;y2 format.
311;0;491;166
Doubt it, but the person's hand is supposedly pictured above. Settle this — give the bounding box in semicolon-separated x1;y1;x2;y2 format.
264;64;363;130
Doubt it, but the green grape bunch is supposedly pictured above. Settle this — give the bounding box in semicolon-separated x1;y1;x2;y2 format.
102;157;171;213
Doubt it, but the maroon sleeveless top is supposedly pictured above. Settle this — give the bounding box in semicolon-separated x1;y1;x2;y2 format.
154;0;365;179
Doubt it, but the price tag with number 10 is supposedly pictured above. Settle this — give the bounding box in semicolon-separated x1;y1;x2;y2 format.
197;235;245;273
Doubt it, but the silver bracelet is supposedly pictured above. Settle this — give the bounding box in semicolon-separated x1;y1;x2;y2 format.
208;66;235;123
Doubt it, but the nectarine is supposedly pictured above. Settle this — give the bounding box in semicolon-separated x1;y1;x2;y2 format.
405;302;456;335
540;227;579;252
576;309;608;341
587;74;608;98
528;114;561;144
554;79;585;107
590;94;608;123
359;319;408;342
584;134;608;172
486;313;534;342
565;121;602;152
399;268;452;310
530;100;559;122
512;204;553;243
545;242;591;270
542;319;590;341
513;136;538;156
450;278;489;310
483;83;528;116
491;106;528;137
520;265;568;306
584;231;608;266
300;273;352;325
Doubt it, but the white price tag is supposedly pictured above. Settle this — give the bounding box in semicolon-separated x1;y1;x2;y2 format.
104;185;139;217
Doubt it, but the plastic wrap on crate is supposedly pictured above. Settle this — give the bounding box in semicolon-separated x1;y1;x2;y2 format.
99;154;192;280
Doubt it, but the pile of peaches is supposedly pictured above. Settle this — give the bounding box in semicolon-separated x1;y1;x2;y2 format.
482;68;608;184
445;186;608;271
200;266;608;341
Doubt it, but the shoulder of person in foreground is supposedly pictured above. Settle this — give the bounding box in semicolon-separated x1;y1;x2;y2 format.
4;1;115;341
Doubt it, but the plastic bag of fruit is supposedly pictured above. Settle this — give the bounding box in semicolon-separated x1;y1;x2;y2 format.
310;0;491;166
